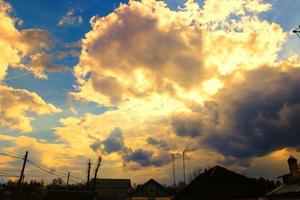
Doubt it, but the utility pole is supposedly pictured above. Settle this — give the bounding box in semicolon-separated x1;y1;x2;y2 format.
66;172;70;189
87;159;91;190
183;150;186;185
171;154;176;188
18;151;28;187
92;157;101;191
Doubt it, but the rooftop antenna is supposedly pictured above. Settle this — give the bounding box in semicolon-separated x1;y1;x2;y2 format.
293;25;300;39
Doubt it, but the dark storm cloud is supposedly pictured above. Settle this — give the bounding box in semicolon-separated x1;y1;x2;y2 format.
220;156;252;168
90;140;102;152
102;127;126;154
172;67;300;159
89;127;126;154
123;149;171;167
171;112;204;137
146;136;176;150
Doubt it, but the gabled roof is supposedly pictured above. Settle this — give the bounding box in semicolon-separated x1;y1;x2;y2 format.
131;179;172;197
177;165;265;199
265;183;300;198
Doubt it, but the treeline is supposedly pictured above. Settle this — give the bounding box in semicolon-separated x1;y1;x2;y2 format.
0;178;86;200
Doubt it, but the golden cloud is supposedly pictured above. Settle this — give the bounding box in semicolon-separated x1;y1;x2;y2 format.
0;0;65;81
0;85;61;132
61;0;299;177
72;0;286;108
0;0;63;132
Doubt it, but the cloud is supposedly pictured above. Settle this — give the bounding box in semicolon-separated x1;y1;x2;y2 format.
0;0;64;132
89;127;171;168
206;67;300;158
171;112;204;137
73;0;204;106
123;148;171;167
102;127;127;154
0;85;61;132
146;137;170;149
27;53;69;79
71;0;286;107
0;0;66;81
90;127;127;154
58;9;83;26
172;66;300;160
54;0;299;180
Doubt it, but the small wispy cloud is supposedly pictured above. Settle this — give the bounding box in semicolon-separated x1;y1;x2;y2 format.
58;9;83;26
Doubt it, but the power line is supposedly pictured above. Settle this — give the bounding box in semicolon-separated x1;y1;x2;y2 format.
0;150;86;183
0;171;19;176
69;175;85;181
0;151;23;160
27;159;85;181
0;147;23;158
0;174;19;178
27;161;68;179
27;159;67;177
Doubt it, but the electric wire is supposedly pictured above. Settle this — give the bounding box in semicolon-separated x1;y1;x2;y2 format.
0;150;86;183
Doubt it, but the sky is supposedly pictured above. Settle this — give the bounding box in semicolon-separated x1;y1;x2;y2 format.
1;0;300;185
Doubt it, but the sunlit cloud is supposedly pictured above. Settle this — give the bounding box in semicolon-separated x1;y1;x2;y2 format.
62;0;300;178
0;0;62;132
58;8;83;26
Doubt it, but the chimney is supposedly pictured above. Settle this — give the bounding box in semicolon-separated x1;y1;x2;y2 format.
288;156;299;177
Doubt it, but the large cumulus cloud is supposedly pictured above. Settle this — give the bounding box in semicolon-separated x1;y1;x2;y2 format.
172;66;300;160
72;0;285;106
73;0;204;105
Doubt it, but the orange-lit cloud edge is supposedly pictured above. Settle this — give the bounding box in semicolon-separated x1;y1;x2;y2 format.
1;0;300;184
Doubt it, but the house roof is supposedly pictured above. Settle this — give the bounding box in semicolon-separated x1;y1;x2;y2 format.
43;190;98;200
265;183;300;197
177;165;266;199
130;179;172;197
277;173;290;179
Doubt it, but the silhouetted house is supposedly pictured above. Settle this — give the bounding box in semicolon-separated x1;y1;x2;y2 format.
129;179;172;200
263;156;300;199
43;190;99;200
92;178;131;200
176;165;269;200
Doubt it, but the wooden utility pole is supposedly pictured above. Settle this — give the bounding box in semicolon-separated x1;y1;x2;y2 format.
67;172;70;189
171;154;176;188
87;159;91;190
92;157;101;191
18;151;28;187
183;150;186;185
